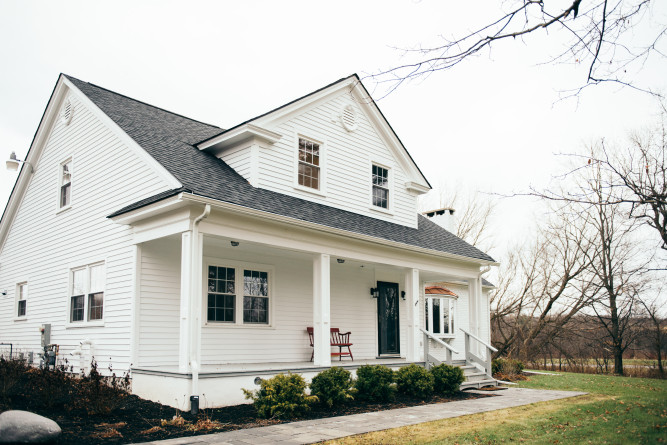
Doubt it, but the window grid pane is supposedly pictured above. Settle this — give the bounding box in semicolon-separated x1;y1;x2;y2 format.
17;300;26;317
372;165;389;208
207;266;236;322
88;292;104;320
60;162;71;208
243;296;268;324
71;295;84;322
298;138;320;190
243;269;269;324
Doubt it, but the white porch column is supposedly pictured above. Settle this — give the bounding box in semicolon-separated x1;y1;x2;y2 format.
405;268;421;362
468;276;483;357
313;253;331;367
178;232;193;372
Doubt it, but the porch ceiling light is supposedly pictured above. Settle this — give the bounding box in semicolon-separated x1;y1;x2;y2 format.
230;241;239;247
337;258;345;264
6;151;33;173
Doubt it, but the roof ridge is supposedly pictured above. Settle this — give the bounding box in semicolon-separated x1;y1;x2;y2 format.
196;73;359;146
63;74;223;131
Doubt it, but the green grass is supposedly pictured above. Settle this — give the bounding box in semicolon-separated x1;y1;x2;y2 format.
326;372;667;445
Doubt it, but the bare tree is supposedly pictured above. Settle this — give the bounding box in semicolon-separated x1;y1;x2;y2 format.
369;1;666;97
637;295;665;376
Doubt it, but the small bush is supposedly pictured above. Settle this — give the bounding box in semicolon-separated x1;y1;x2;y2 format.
354;365;395;402
430;363;464;395
492;358;524;378
310;367;354;407
73;360;131;416
395;364;434;399
242;373;316;419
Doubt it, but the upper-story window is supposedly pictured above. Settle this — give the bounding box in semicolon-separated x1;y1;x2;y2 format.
60;160;72;208
16;282;27;318
70;262;105;323
298;138;320;190
372;164;389;209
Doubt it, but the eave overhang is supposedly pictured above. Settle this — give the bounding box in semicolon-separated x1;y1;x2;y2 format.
197;123;282;153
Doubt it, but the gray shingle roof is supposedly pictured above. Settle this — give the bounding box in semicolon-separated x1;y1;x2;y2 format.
67;75;495;263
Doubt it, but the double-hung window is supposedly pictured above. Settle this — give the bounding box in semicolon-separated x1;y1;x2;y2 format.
60;160;72;209
70;263;105;323
425;296;456;336
16;283;27;318
372;164;389;209
206;264;270;325
298;138;320;190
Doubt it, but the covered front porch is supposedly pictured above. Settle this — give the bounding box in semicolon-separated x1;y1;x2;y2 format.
124;203;491;408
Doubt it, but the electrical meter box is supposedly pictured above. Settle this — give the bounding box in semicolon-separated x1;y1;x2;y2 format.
40;323;51;347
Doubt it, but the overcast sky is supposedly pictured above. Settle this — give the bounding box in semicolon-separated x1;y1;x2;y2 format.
1;0;666;261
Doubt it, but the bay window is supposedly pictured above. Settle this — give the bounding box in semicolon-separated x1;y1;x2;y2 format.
425;296;456;336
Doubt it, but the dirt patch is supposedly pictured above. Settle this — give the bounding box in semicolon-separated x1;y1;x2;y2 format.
4;391;491;444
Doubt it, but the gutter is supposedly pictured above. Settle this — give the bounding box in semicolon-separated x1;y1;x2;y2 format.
178;193;499;267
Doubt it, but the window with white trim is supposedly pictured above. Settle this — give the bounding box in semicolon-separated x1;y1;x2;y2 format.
16;282;27;318
425;296;455;335
206;264;270;325
70;263;105;323
60;160;72;208
297;138;320;190
372;164;389;209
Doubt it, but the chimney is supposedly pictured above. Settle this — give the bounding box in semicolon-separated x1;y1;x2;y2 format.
422;207;456;233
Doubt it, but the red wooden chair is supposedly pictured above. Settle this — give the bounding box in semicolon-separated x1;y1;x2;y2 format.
306;327;353;361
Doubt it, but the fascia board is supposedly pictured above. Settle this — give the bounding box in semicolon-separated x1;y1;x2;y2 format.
108;194;187;225
0;76;69;253
63;77;182;190
197;124;282;151
180;193;499;267
350;85;431;190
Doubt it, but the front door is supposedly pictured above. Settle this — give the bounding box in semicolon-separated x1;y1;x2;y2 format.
377;281;400;355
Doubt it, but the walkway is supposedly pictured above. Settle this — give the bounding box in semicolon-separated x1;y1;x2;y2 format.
136;387;587;445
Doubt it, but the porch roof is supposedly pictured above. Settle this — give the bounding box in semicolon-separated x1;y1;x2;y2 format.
66;76;495;264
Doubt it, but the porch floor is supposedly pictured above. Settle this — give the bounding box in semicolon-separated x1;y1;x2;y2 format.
132;358;421;378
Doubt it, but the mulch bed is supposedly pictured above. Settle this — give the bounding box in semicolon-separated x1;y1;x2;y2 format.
9;391;493;444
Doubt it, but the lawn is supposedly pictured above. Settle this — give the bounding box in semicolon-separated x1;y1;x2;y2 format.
325;372;667;444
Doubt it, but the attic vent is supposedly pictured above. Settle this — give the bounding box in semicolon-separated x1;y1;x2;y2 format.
341;104;357;132
61;99;74;125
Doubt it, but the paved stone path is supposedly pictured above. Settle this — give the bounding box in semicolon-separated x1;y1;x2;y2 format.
136;388;587;445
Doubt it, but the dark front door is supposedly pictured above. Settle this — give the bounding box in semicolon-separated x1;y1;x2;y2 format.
377;281;400;355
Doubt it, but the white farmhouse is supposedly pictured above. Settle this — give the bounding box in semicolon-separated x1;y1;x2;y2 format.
0;74;498;409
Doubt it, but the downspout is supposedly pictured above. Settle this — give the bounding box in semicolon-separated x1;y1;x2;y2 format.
190;204;210;415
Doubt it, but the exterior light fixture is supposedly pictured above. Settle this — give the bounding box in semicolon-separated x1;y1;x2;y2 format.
401;291;406;300
6;151;33;173
230;241;239;247
337;258;345;264
370;287;379;298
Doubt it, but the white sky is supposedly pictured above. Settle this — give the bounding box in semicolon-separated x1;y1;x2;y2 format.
1;0;666;263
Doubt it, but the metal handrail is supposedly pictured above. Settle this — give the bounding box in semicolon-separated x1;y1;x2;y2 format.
459;328;497;352
420;328;459;354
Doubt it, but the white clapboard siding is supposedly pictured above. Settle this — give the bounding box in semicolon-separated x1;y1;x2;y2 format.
0;91;174;373
136;239;181;367
251;92;418;228
220;144;252;182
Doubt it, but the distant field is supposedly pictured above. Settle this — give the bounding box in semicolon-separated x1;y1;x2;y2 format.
326;372;667;444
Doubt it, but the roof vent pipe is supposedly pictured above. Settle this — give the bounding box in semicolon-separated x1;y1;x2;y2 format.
422;207;457;233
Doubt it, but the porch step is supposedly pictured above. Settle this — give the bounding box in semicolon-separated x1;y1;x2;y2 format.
460;378;498;390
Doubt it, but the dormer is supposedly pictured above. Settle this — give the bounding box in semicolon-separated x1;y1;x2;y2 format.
197;75;431;228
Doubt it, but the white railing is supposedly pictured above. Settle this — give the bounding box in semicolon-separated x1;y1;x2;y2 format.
420;328;459;370
460;328;497;376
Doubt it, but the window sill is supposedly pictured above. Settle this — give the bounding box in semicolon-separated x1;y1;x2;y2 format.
293;184;327;198
65;320;105;329
204;322;275;330
13;316;28;322
56;205;72;215
369;206;393;216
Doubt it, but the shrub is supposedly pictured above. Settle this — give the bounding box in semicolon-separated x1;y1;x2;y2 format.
395;364;434;399
310;367;354;407
242;373;316;419
492;358;524;378
354;365;395;402
430;363;465;395
73;360;131;416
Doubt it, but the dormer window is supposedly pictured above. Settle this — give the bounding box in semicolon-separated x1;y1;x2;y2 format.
372;164;389;209
60;160;72;208
298;138;320;190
